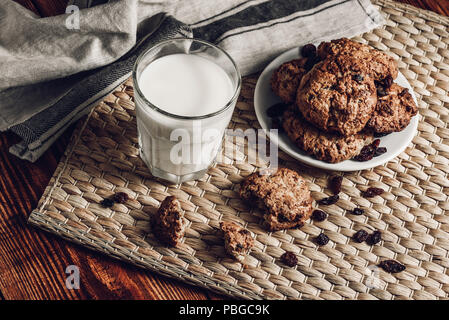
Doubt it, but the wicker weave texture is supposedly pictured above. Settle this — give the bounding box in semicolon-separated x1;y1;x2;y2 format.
29;0;449;300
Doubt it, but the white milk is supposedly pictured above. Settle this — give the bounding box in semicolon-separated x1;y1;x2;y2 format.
139;54;234;117
135;53;236;183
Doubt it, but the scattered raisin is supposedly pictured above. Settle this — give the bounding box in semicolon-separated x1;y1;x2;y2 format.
367;230;382;245
318;195;339;205
301;43;317;58
100;198;114;208
353;74;364;83
354;139;386;161
352;208;364;215
266;103;288;118
281;251;298;267
383;75;393;88
114;192;129;204
379;260;406;273
353;145;376;162
363;187;384;198
312;210;327;222
315;233;329;246
353;230;369;243
329;176;343;195
371;139;381;148
374;147;387;157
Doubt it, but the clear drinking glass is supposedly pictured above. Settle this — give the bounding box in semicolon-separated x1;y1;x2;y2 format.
133;38;241;184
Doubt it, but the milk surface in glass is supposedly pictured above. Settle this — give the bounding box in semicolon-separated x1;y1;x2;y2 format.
133;39;240;183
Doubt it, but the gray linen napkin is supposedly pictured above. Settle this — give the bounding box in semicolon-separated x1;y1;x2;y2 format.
0;0;384;162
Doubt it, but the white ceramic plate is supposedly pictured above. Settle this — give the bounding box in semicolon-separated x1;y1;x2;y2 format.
254;47;419;171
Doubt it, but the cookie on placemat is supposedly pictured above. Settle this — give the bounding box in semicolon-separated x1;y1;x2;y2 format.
297;55;377;136
270;58;310;104
283;107;374;163
220;221;254;262
367;83;418;133
152;196;186;246
317;38;398;81
239;168;313;231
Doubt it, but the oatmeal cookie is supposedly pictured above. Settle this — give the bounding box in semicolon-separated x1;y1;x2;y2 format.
282;107;374;163
367;83;418;133
220;221;254;262
152;196;186;246
297;55;377;136
317;38;398;81
270;57;311;103
239;168;313;231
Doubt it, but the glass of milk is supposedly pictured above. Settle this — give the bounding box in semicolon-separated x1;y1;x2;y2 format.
132;38;241;184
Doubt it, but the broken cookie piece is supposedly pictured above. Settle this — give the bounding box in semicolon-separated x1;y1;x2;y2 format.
239;168;313;231
220;221;254;262
152;196;186;246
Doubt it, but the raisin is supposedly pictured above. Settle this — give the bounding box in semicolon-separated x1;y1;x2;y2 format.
399;88;409;97
315;233;329;246
374;147;387;157
371;139;381;148
100;198;114;208
312;210;327;222
318;195;339;205
383;75;393;88
379;260;406;273
266;103;288;118
114;192;129;204
377;87;387;97
363;187;384;198
281;251;298;267
278;214;289;223
353;144;375;162
353;230;369;243
367;230;382;245
353;74;364;83
374;132;390;138
352;208;364;215
301;43;317;58
329;176;343;195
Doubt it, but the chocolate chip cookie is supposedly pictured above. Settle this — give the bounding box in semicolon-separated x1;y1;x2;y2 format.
283;107;374;163
270;58;310;104
239;168;313;231
220;221;254;262
367;83;418;133
317;38;398;81
297;55;378;136
152;196;186;246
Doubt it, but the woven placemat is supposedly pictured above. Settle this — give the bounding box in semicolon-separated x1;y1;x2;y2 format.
29;0;449;300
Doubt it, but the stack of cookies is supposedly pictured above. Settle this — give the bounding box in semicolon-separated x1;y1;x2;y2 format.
270;38;418;163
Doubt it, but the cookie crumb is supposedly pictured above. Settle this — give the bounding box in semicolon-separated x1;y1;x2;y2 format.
220;221;254;262
152;196;186;247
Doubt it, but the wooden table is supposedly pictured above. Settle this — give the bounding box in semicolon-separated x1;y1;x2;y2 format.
1;0;448;300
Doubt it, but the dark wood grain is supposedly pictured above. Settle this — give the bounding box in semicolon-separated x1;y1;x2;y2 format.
395;0;449;16
0;130;211;300
1;0;447;300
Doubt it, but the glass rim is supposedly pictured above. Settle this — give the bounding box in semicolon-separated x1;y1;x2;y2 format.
132;37;242;120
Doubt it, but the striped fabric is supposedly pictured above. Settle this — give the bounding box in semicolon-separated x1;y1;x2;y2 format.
1;0;383;161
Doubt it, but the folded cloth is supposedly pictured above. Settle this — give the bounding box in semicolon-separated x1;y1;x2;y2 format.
0;0;384;162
